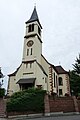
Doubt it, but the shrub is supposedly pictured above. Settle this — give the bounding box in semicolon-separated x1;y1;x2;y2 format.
7;88;46;113
0;88;5;97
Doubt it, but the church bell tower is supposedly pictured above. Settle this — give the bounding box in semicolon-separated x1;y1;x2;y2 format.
22;6;42;64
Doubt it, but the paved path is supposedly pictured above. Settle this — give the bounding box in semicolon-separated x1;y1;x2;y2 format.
0;115;80;120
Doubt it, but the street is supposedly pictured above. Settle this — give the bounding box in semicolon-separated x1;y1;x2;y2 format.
0;115;80;120
28;115;80;120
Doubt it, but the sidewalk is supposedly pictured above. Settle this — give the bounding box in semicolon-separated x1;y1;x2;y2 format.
5;112;80;120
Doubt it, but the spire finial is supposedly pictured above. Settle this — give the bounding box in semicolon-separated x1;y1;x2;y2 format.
34;3;36;9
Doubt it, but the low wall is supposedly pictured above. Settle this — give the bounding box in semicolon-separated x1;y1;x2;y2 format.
7;111;42;116
77;100;80;112
49;96;75;113
44;95;80;115
0;98;6;117
1;95;80;117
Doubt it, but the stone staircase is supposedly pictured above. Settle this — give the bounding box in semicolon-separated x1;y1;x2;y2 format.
0;98;6;117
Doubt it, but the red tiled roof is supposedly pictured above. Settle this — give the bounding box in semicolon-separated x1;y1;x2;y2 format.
41;55;68;74
55;66;68;74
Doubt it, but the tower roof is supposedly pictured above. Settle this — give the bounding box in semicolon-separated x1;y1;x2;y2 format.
26;6;42;28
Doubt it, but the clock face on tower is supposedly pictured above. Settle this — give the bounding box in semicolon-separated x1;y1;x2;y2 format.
27;40;34;47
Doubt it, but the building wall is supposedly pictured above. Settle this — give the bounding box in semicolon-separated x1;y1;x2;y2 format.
23;21;42;64
26;21;41;39
52;69;58;94
22;62;35;78
8;59;48;96
58;74;69;96
8;76;20;96
34;62;47;90
41;56;50;92
8;64;24;96
8;56;70;96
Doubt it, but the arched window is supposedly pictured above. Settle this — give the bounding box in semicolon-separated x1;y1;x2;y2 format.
59;77;63;86
32;24;34;31
54;73;56;87
28;24;34;32
27;49;29;56
28;25;31;32
31;48;32;55
30;63;32;68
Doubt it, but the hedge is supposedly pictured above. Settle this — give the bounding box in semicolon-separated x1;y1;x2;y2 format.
7;88;46;113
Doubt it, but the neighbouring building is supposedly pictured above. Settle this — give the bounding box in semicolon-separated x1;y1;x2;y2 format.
7;6;70;96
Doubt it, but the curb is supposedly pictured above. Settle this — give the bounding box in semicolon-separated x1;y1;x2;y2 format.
7;112;80;119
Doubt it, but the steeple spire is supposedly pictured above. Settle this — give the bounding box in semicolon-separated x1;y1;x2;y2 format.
26;6;42;28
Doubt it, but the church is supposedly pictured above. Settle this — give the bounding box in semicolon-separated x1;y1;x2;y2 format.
7;7;70;96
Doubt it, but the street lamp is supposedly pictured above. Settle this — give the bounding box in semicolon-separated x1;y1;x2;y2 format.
71;90;74;96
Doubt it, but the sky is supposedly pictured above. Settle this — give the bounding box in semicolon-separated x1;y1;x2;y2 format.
0;0;80;89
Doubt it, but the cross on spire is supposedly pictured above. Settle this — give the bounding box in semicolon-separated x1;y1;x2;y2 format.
34;3;36;8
